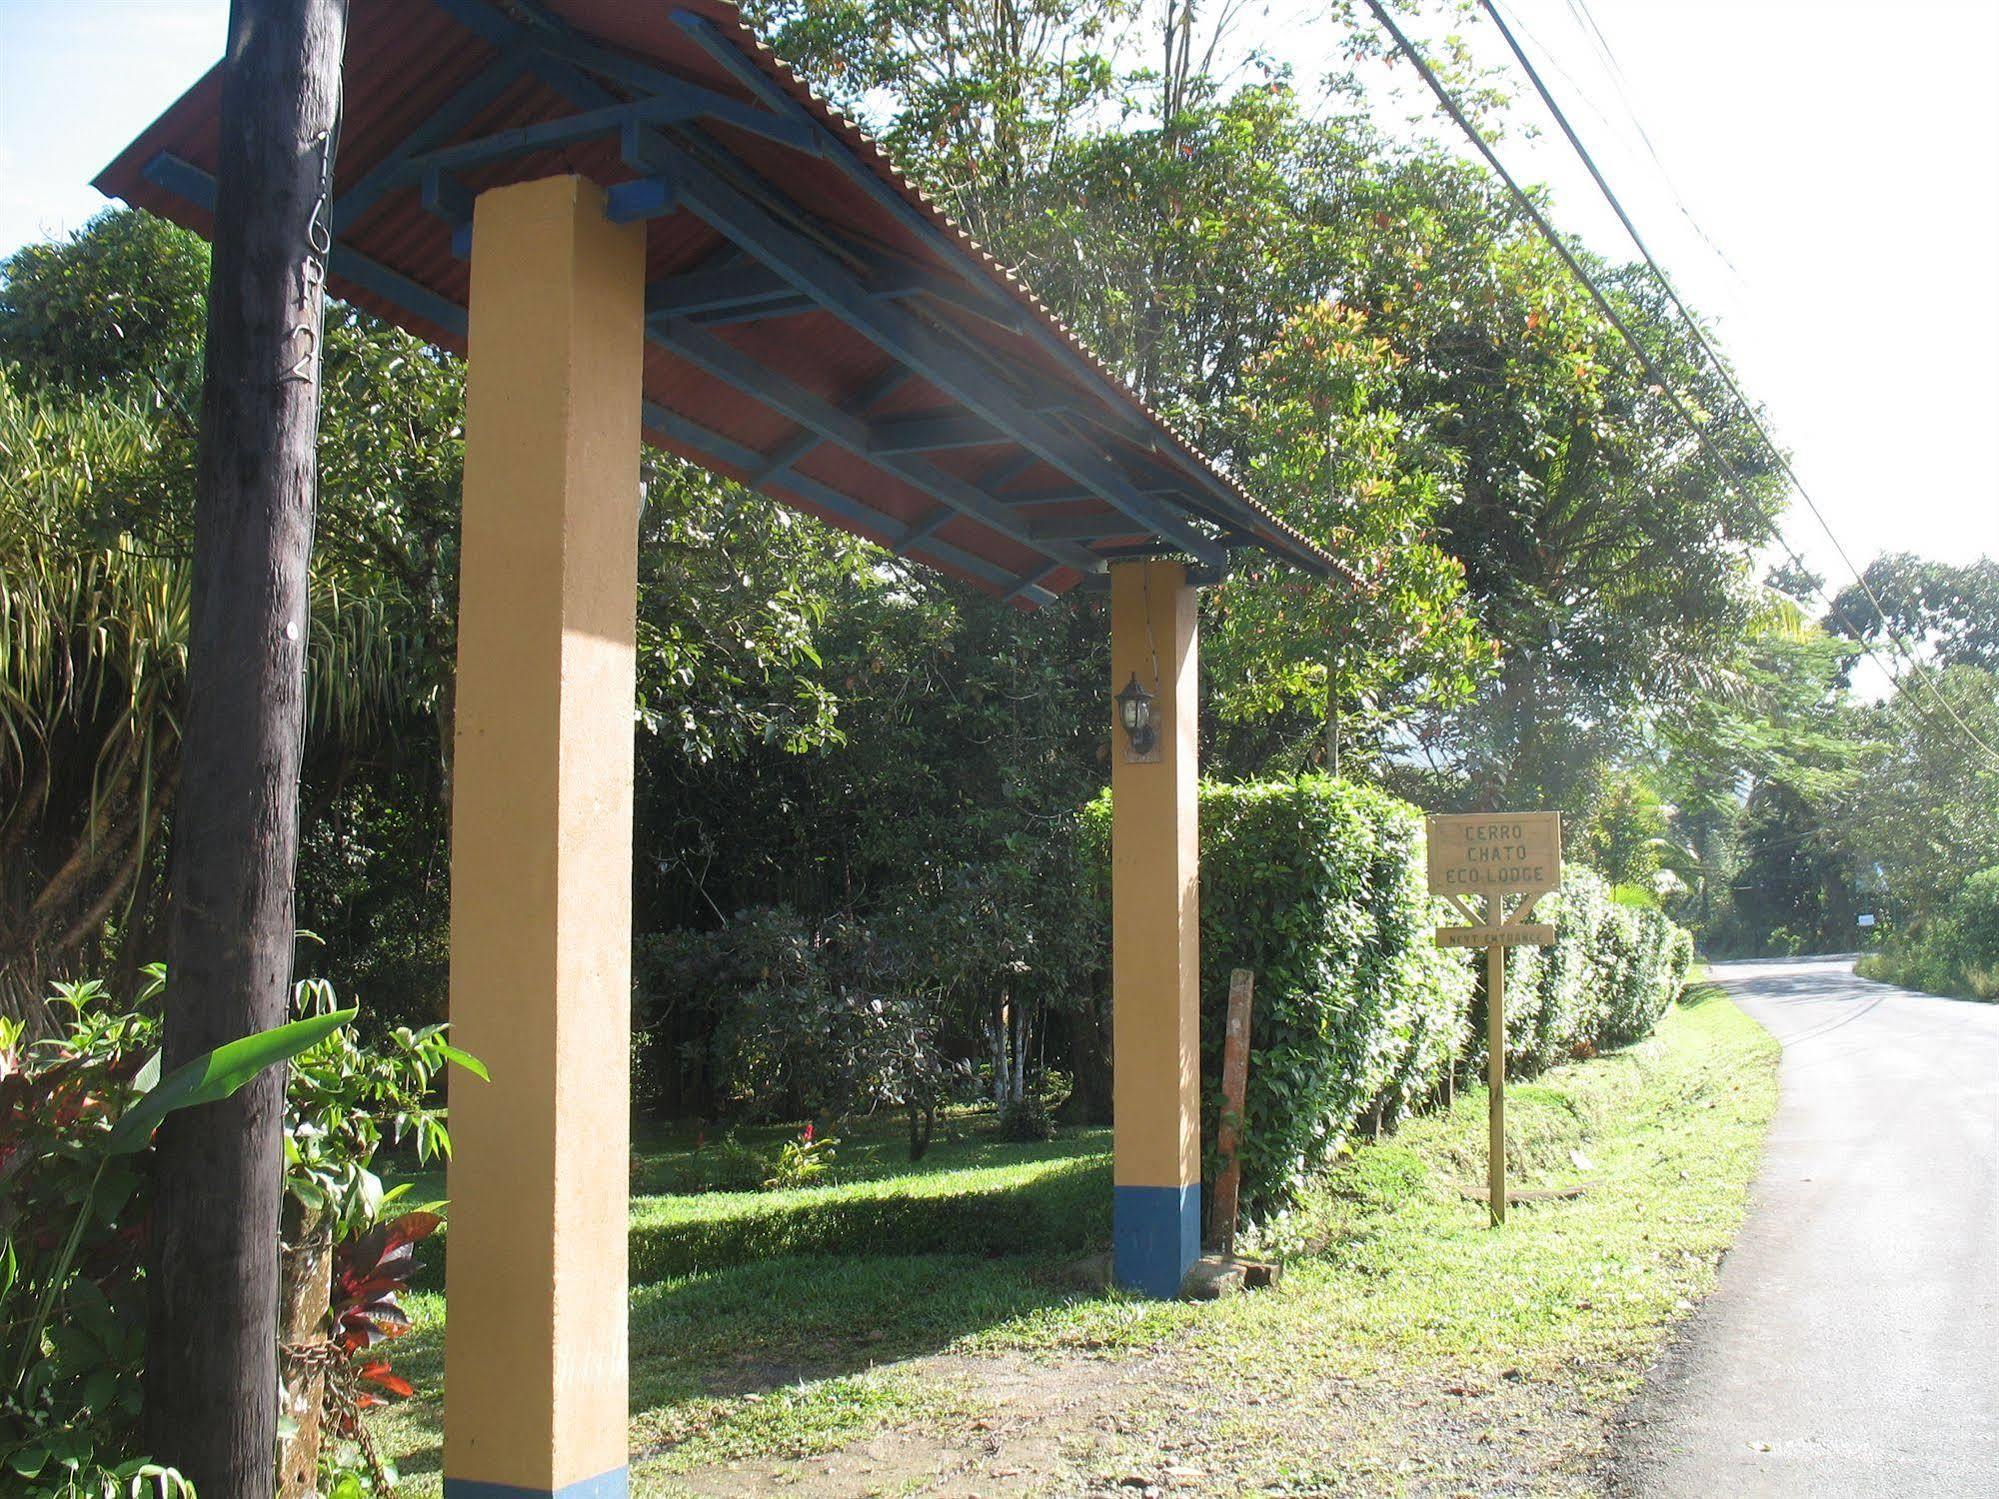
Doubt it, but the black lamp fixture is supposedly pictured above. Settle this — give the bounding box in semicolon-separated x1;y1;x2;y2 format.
1116;671;1157;757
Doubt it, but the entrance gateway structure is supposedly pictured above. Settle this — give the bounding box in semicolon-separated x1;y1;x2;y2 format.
102;3;1341;1493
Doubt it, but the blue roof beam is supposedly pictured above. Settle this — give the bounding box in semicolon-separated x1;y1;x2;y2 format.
650;316;1105;574
668;5;1304;569
143;154;469;340
753;365;910;486
421;168;476;259
606;175;679;223
331;43;534;236
641;399;1059;606
629;131;1224;567
869;412;1001;457
1028;513;1146;543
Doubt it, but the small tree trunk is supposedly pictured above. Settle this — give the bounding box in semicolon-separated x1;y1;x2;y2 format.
991;997;1009;1110
1011;999;1028;1105
1056;993;1114;1124
143;2;349;1491
276;1208;334;1499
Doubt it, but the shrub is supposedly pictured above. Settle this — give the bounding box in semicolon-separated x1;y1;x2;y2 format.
1080;777;1696;1220
665;1133;784;1194
628;1155;1109;1281
0;976;350;1498
1496;870;1692;1067
996;1094;1057;1142
761;1126;838;1190
643;907;962;1149
1083;777;1473;1219
1857;866;1999;1001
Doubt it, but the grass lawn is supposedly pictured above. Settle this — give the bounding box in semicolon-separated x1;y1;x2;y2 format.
373;988;1776;1495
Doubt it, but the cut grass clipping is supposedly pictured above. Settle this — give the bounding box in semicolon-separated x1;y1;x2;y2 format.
373;989;1775;1495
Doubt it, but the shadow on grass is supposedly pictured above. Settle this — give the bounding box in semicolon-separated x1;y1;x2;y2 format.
380;1129;1116;1484
379;1246;1101;1483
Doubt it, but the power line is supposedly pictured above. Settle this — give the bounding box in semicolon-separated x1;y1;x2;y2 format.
1358;0;1999;765
1555;0;1741;277
1475;0;1999;764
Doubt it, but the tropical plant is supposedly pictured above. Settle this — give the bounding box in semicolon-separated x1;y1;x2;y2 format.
0;372;421;1029
276;974;480;1499
305;1210;442;1496
760;1125;838;1191
0;973;350;1496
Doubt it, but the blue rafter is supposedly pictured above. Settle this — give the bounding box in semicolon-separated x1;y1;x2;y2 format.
641;135;1221;565
1029;512;1145;543
331;45;533;236
648;261;800;316
605;175;678;222
870;412;999;456
144;154;468;340
641;400;1058;605
1003;562;1065;604
667;7;1317;572
651;316;1104;574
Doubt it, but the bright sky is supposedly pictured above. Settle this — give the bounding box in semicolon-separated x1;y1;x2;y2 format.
3;0;1995;598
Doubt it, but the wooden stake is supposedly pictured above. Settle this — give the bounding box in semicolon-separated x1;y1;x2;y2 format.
1211;968;1255;1255
1487;895;1506;1227
145;2;349;1490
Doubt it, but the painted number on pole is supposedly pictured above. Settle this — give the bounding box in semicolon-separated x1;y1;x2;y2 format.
1426;812;1562;904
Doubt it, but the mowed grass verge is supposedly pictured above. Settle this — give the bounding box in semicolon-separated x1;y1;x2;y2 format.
374;989;1776;1494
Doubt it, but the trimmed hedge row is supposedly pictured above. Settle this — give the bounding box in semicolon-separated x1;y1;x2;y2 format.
1499;869;1696;1071
1083;777;1693;1218
628;1156;1109;1282
1085;777;1472;1218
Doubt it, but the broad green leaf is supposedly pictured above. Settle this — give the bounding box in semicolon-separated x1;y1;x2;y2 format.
106;1009;356;1156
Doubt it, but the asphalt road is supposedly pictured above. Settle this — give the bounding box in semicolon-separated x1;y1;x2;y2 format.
1616;955;1999;1497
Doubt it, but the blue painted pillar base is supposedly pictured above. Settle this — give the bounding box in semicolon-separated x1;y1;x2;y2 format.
444;1470;628;1499
1113;1183;1200;1298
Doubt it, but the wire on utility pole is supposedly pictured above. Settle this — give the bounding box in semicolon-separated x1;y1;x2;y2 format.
1359;0;1999;766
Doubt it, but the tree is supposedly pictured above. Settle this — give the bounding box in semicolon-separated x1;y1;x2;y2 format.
1826;553;1999;674
143;0;350;1490
0;374;411;1026
0;209;208;401
1839;667;1999;922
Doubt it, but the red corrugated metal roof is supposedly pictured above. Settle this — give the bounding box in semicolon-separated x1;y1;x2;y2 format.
95;0;1344;605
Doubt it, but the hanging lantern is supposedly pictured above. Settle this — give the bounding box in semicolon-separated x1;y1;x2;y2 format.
1116;671;1157;757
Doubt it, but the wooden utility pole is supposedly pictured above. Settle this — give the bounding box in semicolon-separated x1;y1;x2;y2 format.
144;2;348;1491
1210;968;1255;1255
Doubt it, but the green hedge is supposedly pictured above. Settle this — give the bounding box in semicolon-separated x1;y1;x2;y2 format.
627;1156;1109;1281
1084;777;1473;1219
1500;871;1695;1068
1082;777;1693;1219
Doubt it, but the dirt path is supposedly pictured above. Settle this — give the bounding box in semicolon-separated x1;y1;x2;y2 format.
662;1341;1631;1496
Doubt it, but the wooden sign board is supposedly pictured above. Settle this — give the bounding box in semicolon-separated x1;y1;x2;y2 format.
1426;812;1562;905
1436;923;1555;949
1426;810;1563;1232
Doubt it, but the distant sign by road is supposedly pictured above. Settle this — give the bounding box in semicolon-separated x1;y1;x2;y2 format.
1426;812;1562;904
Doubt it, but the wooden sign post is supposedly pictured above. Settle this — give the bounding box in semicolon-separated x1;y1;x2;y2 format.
1427;812;1562;1227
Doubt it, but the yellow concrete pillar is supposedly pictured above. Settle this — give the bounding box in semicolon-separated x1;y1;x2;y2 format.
443;175;645;1499
1109;559;1201;1296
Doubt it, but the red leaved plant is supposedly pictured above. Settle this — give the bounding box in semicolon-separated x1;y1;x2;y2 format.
329;1211;440;1411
